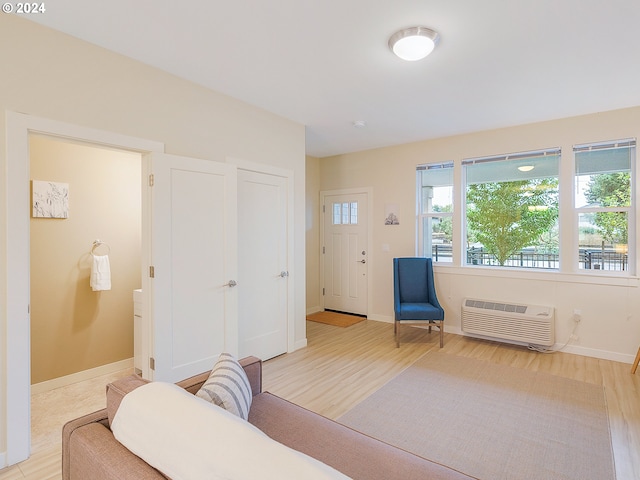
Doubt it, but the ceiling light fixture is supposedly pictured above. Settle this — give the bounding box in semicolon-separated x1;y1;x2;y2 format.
352;120;366;128
518;165;535;172
389;26;440;61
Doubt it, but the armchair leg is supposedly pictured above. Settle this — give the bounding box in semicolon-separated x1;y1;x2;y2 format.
395;322;400;348
439;322;444;348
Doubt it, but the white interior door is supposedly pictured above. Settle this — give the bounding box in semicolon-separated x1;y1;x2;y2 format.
322;192;368;315
147;152;237;382
237;169;288;360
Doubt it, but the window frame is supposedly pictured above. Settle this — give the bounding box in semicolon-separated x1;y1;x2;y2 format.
573;139;636;275
416;140;637;277
462;147;561;270
416;161;454;262
332;201;359;225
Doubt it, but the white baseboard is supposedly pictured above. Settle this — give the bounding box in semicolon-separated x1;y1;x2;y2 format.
368;320;635;364
306;306;322;315
31;358;134;395
560;344;635;364
444;326;636;364
292;338;308;351
308;315;635;363
0;451;6;469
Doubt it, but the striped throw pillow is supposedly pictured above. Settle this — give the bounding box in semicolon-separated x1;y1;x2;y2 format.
196;353;252;420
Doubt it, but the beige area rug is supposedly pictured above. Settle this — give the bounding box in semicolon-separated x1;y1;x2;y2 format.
338;352;615;480
306;310;365;328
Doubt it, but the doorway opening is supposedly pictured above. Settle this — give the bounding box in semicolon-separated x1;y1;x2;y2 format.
5;112;163;466
28;134;142;449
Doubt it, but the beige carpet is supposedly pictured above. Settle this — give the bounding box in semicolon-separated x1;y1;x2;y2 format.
306;311;365;327
338;351;615;480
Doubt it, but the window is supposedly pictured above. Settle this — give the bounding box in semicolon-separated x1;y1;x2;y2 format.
574;139;635;272
333;201;358;225
463;148;560;269
417;162;453;262
416;141;636;275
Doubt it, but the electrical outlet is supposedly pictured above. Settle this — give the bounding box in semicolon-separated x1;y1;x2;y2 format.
573;309;581;323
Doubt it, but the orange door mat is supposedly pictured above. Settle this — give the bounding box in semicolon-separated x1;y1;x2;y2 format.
306;311;366;328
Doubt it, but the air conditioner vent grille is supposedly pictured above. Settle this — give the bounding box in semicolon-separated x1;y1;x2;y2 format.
464;298;527;314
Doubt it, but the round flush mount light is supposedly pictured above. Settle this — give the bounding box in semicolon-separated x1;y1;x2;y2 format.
518;165;535;172
352;120;366;128
389;26;440;61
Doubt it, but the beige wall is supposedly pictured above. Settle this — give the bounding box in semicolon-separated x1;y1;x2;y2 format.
29;135;141;384
305;155;321;313
311;107;640;362
1;14;306;459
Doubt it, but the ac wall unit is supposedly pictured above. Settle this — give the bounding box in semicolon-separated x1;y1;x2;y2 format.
461;298;555;346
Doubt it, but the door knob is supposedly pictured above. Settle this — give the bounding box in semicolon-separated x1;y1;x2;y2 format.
280;271;289;277
224;280;237;287
358;259;366;264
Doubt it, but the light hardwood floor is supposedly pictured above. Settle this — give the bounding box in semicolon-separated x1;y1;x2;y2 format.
0;369;133;480
2;320;639;479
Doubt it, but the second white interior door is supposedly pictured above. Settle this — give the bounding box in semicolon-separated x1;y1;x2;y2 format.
237;169;289;360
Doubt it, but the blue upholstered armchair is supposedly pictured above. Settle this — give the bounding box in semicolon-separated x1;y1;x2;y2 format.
393;257;445;348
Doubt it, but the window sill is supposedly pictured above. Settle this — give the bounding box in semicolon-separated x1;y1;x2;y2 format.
433;263;639;287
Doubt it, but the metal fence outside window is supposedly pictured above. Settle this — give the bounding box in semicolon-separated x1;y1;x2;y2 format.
465;247;559;269
579;249;627;271
430;246;628;271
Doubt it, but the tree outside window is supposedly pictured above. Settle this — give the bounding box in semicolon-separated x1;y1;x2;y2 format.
575;140;635;272
464;149;560;269
585;172;630;243
466;179;558;266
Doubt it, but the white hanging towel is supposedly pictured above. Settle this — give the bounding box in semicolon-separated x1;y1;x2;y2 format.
91;254;112;291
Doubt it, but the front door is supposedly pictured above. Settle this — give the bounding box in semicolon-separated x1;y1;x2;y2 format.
237;169;289;360
147;152;238;382
322;192;368;315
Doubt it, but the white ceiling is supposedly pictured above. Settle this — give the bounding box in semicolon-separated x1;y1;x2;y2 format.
26;1;640;158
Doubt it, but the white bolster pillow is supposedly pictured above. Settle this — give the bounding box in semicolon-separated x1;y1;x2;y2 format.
111;382;351;480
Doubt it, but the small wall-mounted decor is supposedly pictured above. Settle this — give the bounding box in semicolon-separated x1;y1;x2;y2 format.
384;203;400;225
32;180;69;218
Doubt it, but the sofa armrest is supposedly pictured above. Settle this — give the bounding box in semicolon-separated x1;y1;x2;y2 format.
105;356;263;426
65;422;167;480
174;356;262;396
62;409;110;480
240;355;262;396
106;375;150;427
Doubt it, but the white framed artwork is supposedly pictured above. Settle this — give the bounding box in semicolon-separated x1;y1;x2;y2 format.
32;180;69;218
384;203;399;225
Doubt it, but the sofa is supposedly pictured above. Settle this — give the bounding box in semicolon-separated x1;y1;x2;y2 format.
62;356;476;480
